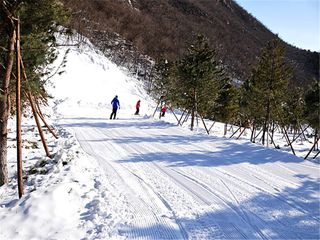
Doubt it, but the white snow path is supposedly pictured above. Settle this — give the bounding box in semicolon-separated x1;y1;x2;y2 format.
58;115;320;240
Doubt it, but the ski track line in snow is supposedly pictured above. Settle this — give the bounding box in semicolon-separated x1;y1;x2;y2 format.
76;128;183;239
75;125;186;240
92;122;263;240
89;126;190;240
91;126;227;240
126;125;315;209
170;168;271;240
78;123;236;239
142;123;318;177
108;119;319;239
98;119;318;239
118;129;273;240
62;117;319;240
142;123;319;238
171;165;298;237
158;131;320;223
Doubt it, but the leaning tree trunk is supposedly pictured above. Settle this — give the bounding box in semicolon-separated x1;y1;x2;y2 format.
0;27;15;186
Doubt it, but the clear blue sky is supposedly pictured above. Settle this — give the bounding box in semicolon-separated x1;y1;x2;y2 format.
235;0;319;52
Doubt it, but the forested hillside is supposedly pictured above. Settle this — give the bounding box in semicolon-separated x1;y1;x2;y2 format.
61;0;319;86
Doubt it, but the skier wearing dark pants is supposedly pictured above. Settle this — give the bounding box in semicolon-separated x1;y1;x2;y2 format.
135;100;141;115
110;95;120;119
159;106;167;118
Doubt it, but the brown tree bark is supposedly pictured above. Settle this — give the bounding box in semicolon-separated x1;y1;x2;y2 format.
190;88;196;131
262;99;270;146
15;18;23;198
0;26;15;186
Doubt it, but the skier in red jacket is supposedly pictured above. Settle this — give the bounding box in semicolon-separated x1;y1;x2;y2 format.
135;100;141;115
160;105;167;118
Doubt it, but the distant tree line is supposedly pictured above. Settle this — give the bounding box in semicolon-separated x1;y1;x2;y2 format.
152;35;319;150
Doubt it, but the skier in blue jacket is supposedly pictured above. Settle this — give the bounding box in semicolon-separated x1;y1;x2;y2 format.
110;95;120;119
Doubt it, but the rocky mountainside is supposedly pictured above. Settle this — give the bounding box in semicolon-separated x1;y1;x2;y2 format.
61;0;319;86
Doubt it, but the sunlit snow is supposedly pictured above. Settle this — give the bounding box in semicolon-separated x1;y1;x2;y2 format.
0;35;319;240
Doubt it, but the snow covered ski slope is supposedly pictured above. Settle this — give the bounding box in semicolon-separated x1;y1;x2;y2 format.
0;36;308;239
48;36;319;239
58;115;319;239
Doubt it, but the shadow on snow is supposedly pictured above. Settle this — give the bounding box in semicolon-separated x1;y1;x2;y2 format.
119;175;319;239
63;118;320;239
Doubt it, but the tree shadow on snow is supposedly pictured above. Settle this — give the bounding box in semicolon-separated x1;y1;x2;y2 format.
59;117;174;130
119;175;320;240
117;140;309;167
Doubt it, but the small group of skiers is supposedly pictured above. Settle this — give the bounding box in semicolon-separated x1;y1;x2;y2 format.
110;95;141;119
109;95;167;119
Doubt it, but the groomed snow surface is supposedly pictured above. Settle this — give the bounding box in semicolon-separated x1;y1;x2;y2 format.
0;36;319;240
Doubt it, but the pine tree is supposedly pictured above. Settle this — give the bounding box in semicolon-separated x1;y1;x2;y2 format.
284;87;305;131
304;80;320;132
0;0;69;186
246;39;292;145
152;58;173;99
173;35;227;130
213;81;239;135
17;0;69;99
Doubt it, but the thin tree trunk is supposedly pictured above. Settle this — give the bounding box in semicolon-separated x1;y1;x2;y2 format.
34;96;58;139
21;57;58;140
262;99;271;146
268;131;278;149
0;27;15;186
313;150;320;159
190;89;196;131
270;121;275;145
289;124;310;144
237;127;247;140
190;107;195;131
27;93;51;158
254;128;263;142
182;112;190;125
224;123;228;137
282;126;296;156
228;123;233;132
230;126;241;138
250;122;256;143
199;113;209;135
305;136;319;159
315;129;319;151
15;18;23;198
177;109;186;126
152;98;161;117
169;106;179;124
208;121;215;133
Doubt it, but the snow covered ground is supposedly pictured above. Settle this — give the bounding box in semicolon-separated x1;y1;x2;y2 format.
0;36;319;240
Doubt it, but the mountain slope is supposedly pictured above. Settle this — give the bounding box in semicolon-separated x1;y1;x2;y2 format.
61;0;319;86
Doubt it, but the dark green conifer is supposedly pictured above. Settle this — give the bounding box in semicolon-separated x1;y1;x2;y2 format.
213;81;239;135
247;39;292;145
304;80;320;131
152;58;173;98
284;87;306;131
0;0;69;186
174;35;227;130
